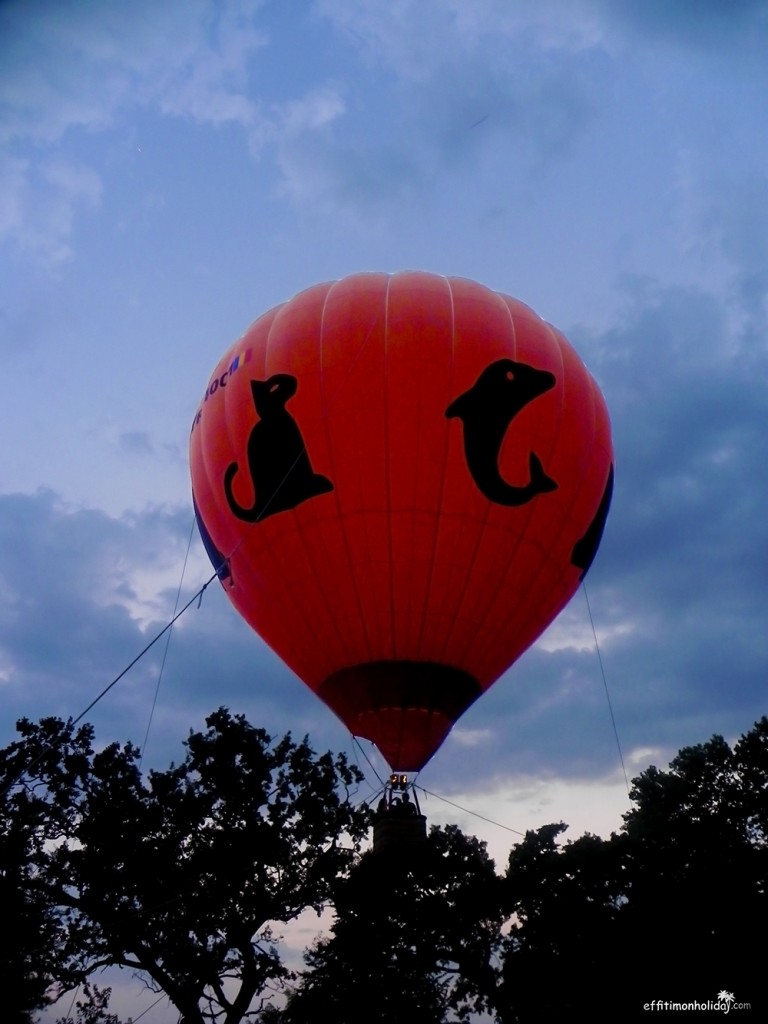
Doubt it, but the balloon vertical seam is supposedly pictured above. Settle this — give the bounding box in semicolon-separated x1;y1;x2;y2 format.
415;273;455;665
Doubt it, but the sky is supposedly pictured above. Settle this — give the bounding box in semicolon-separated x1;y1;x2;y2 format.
2;0;768;1018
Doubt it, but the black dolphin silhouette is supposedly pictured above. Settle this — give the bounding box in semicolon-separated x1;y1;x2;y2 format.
446;358;558;506
224;374;333;523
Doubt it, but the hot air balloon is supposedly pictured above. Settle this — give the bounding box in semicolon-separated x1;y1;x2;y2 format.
189;272;613;773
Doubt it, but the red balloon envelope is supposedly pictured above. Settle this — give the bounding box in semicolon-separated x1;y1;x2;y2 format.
190;272;613;771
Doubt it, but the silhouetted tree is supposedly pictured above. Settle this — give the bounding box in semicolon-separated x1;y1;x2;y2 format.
617;726;767;1001
54;984;129;1024
0;709;369;1024
7;711;768;1022
499;720;768;1020
1;718;93;1023
279;823;505;1023
497;822;626;1020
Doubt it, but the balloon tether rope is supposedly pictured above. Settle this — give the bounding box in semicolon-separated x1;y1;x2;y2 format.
138;516;196;770
351;735;386;787
1;573;218;800
70;573;218;729
416;785;527;837
582;580;629;793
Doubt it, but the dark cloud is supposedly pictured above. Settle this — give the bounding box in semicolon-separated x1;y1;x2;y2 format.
0;491;329;770
281;5;599;216
591;280;766;587
4;262;768;792
566;287;764;753
118;430;155;455
599;0;768;51
702;175;768;350
0;495;153;720
276;66;595;220
3;245;767;794
0;0;265;147
428;269;768;790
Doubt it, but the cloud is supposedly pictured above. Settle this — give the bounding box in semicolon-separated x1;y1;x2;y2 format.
273;0;601;218
117;431;156;457
424;772;632;864
574;278;766;751
315;0;604;73
0;491;326;765
597;0;768;52
0;0;267;146
450;726;495;748
307;0;768;222
0;1;619;251
0;156;103;264
4;256;767;788
0;0;269;265
423;264;768;789
0;492;183;690
153;2;268;133
701;176;768;351
3;146;767;788
279;87;346;134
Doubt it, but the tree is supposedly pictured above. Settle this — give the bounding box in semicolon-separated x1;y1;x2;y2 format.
0;709;370;1024
617;725;768;1001
55;984;130;1024
9;711;768;1022
498;823;626;1021
498;720;768;1020
280;823;505;1023
1;717;94;1024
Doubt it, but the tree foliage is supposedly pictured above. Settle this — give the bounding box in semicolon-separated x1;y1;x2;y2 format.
1;716;95;1023
498;823;626;1019
4;712;768;1022
280;824;505;1023
615;727;768;1000
498;720;768;1019
277;718;768;1021
54;984;129;1024
0;709;369;1024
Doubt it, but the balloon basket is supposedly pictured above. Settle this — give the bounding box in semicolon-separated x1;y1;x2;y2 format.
372;812;428;855
372;773;427;855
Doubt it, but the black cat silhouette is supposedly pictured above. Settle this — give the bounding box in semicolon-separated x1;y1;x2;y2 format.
224;374;333;522
571;463;614;579
446;358;558;506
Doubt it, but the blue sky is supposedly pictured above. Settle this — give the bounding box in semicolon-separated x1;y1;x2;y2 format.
2;1;768;1015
